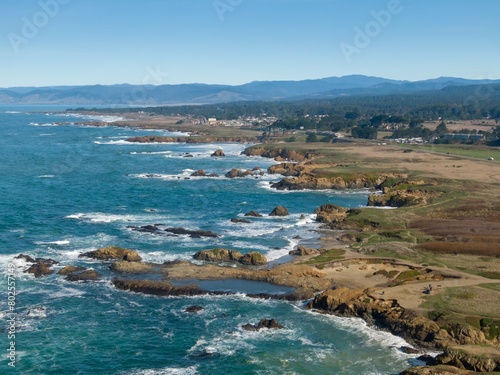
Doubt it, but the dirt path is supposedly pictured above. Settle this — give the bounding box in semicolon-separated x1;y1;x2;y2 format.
317;255;498;310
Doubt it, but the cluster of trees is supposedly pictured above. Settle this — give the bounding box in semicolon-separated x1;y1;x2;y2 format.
83;83;500;124
80;83;500;143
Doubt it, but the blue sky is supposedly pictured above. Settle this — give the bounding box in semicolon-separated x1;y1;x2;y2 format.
1;0;499;87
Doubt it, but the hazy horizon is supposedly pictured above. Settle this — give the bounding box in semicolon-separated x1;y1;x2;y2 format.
2;74;500;90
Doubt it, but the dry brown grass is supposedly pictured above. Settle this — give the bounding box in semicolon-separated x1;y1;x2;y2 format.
424;120;497;132
410;212;500;258
416;242;500;257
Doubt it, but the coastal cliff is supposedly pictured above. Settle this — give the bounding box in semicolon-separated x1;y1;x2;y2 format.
270;173;389;190
307;287;444;348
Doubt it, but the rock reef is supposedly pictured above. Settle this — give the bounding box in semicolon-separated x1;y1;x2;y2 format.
80;246;142;261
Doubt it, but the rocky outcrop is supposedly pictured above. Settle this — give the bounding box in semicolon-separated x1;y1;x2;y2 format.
128;225;218;238
242;147;307;162
15;254;36;263
66;269;101;282
108;260;329;299
165;227;219;238
245;211;262;217
24;258;58;278
190;170;206;177
230;218;251;224
400;365;471;375
268;163;304;176
185;305;204;313
269;205;289;216
193;249;244;263
441;324;490;346
57;265;87;275
271;174;388;191
110;261;155;273
124;251;142;262
289;246;320;256
211;149;225;157
239;252;268;266
225;168;263;178
308;288;444;348
189;170;219;178
368;190;434;208
113;279;220;297
314;204;349;225
241;319;285;331
434;348;500;372
80;246;142;261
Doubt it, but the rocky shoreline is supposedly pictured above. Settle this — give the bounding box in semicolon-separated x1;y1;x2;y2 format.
126;135;259;143
19;139;500;374
18;243;499;373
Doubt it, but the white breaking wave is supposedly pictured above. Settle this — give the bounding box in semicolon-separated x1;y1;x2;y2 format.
94;140;135;145
258;181;372;196
187;335;255;358
130;150;173;155
121;365;199;375
139;251;193;264
302;308;420;358
130;172;225;181
37;175;56;178
64;212;167;223
58;113;125;123
29;122;59;127
34;240;70;246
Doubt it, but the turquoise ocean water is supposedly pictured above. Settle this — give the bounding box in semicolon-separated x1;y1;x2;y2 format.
0;107;420;374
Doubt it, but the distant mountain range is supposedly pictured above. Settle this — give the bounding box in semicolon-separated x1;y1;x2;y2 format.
1;75;500;105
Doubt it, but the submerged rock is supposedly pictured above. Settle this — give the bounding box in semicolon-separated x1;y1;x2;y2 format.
225;168;252;178
269;205;289;216
165;227;219;238
15;254;36;263
23;258;59;278
113;279;219;297
24;262;54;278
190;169;206;177
57;265;87;275
66;269;101;282
242;319;285;331
230;218;251;224
185;305;204;313
244;211;262;217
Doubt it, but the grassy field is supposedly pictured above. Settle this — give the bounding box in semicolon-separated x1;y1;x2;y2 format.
422;285;500;319
398;143;500;160
303;249;346;265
